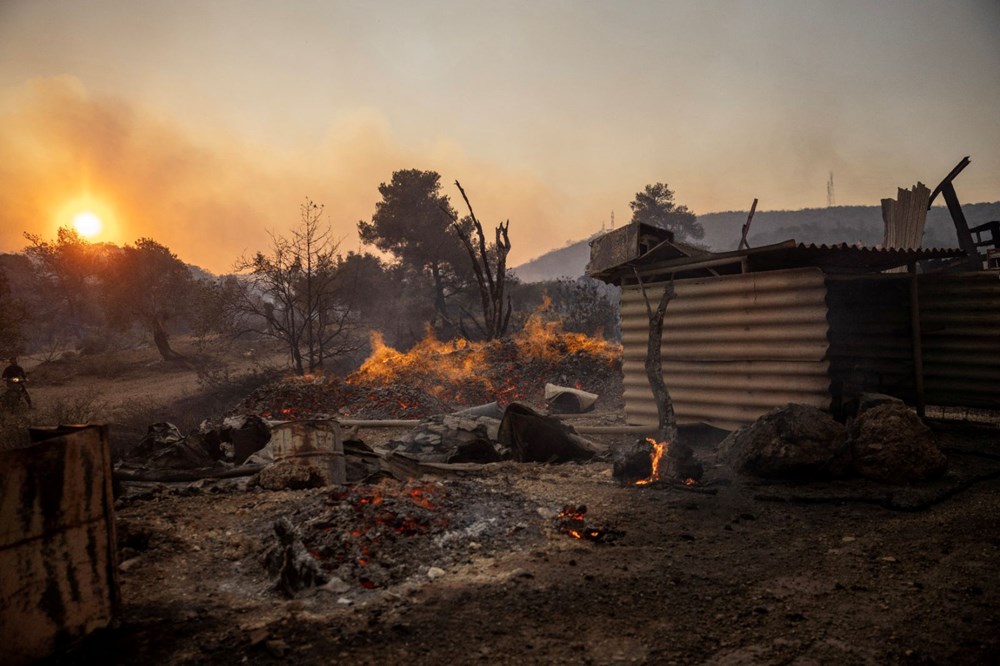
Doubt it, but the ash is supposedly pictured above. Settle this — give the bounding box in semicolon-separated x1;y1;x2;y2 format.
287;478;541;592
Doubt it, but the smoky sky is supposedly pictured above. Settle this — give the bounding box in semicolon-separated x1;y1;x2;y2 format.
0;1;997;271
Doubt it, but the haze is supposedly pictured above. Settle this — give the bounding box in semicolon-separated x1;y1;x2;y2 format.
1;0;998;273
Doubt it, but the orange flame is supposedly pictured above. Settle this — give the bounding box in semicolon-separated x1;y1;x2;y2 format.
344;299;621;407
634;437;668;486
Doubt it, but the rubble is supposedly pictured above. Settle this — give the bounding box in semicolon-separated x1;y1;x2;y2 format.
718;404;851;480
849;402;948;484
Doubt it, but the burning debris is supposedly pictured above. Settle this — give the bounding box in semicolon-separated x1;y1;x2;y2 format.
263;479;543;594
240;306;621;420
554;504;623;543
613;437;703;487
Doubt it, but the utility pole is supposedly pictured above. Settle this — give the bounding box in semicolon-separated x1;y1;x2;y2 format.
827;172;836;207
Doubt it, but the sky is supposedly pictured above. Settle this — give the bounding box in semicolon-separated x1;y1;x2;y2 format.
1;0;998;273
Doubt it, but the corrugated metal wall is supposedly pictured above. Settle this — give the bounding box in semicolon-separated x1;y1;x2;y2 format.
919;271;1000;409
825;275;916;409
620;268;832;430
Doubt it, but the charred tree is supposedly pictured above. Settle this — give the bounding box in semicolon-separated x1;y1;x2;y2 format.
445;181;512;340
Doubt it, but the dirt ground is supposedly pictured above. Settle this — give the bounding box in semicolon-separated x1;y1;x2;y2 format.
13;347;1000;665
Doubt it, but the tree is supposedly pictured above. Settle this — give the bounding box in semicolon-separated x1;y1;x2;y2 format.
101;238;195;361
23;227;101;333
233;200;361;375
358;169;472;326
445;181;512;340
628;183;704;244
0;268;26;356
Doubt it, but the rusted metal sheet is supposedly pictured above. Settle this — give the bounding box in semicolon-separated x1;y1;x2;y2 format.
0;426;119;665
586;223;675;276
919;271;1000;409
270;420;346;485
620;268;832;430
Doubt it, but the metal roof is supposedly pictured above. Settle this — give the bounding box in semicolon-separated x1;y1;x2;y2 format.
589;233;968;282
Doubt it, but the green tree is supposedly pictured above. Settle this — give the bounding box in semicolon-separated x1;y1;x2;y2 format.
358;169;471;326
233;200;361;375
101;238;195;361
629;183;704;244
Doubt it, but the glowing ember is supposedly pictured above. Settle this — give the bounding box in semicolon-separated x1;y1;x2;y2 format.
634;437;668;485
554;504;624;543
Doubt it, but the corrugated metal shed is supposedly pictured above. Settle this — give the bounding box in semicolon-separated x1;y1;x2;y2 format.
621;268;831;430
591;223;997;429
919;272;1000;409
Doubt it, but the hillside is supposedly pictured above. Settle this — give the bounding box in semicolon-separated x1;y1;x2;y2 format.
511;202;1000;283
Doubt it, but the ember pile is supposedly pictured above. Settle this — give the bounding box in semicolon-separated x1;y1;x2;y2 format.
284;479;542;590
242;308;622;419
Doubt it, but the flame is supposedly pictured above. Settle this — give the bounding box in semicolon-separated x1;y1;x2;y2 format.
343;299;621;410
634;438;668;486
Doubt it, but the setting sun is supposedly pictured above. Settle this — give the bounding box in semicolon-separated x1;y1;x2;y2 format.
71;211;103;238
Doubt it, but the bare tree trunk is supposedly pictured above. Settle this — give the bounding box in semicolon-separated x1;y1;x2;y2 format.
151;312;184;362
449;181;512;340
633;272;678;443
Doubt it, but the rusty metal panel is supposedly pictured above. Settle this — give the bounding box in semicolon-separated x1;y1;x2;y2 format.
919;271;1000;409
587;223;674;276
620;268;832;430
0;426;119;665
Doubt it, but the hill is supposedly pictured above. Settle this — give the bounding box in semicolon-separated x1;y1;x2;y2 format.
511;202;1000;282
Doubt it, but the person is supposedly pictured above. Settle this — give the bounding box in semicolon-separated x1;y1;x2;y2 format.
2;356;31;408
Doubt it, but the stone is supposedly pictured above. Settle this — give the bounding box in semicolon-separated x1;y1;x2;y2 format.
718;404;850;480
848;402;947;484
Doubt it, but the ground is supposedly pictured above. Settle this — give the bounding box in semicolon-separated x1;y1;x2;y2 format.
11;346;1000;665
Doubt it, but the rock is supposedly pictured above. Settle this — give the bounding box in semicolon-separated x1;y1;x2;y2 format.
321;577;350;594
849;402;947;484
718;404;850;480
255;461;327;491
426;567;446;580
854;392;904;418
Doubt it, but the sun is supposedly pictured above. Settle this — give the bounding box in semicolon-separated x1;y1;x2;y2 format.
72;211;104;238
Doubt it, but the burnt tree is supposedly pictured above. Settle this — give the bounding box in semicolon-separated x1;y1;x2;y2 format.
446;180;512;340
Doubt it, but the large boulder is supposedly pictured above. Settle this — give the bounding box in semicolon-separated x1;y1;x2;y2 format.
719;404;850;480
849;402;947;484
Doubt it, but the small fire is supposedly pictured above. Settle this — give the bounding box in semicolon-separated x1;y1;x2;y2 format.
634;437;668;486
554;504;623;543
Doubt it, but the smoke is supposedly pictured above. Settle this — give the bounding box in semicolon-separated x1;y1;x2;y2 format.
0;77;591;273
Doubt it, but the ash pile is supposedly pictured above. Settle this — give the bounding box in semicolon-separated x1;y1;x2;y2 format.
264;478;543;597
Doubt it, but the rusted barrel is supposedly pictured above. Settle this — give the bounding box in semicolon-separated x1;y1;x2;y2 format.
0;425;119;664
270;420;345;485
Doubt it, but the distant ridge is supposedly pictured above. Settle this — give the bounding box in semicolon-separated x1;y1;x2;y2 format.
510;202;1000;283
